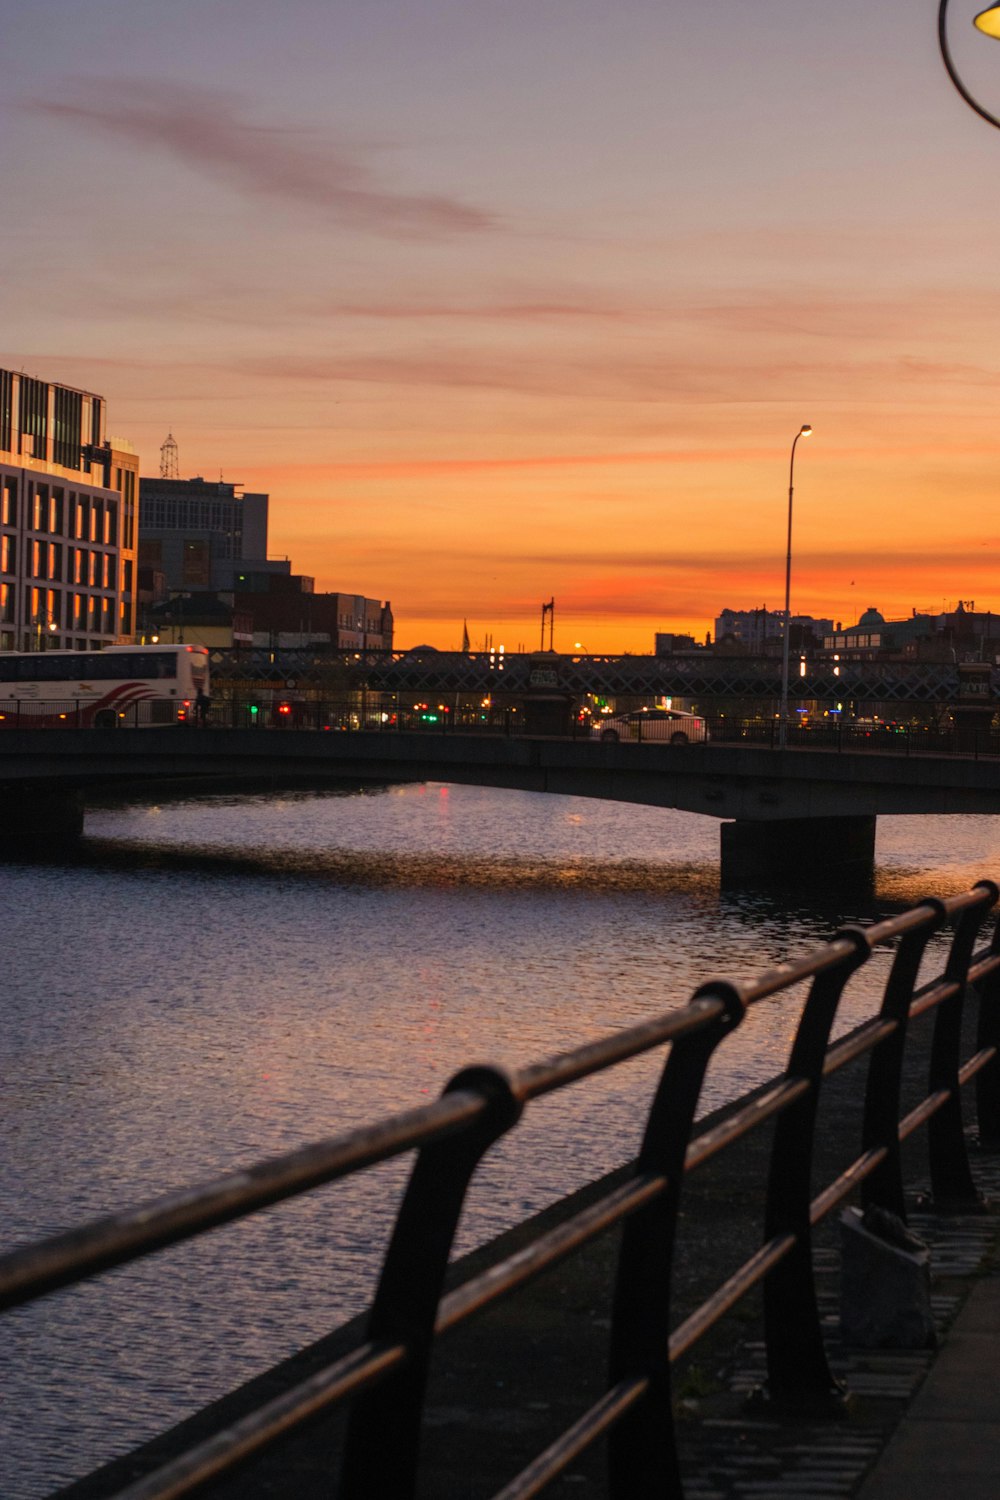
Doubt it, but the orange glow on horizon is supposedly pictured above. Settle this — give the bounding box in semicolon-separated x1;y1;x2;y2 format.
236;429;1000;652
6;5;1000;659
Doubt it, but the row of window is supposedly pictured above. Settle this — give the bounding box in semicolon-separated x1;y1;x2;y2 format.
0;371;102;468
142;499;241;534
0;650;180;683
1;535;119;589
0;583;118;634
824;634;883;650
52;386;84;470
1;480;119;544
0;370;12;454
18;377;48;464
338;615;385;632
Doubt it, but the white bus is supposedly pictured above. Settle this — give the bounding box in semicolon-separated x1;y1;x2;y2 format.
0;645;210;728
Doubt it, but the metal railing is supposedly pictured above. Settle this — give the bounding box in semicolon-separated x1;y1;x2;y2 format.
4;884;1000;1498
3;697;1000;757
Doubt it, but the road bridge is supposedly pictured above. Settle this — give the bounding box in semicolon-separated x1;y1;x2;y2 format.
4;727;1000;881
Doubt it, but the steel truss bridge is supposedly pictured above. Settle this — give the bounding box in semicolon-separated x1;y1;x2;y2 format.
208;649;977;706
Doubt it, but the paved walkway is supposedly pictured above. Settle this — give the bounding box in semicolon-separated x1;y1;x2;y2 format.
856;1264;1000;1500
671;1153;1000;1500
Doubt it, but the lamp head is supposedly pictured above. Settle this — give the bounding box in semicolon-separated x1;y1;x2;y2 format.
975;4;1000;38
800;424;813;436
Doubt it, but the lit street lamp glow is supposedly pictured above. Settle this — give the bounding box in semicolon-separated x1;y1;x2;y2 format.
975;4;1000;38
779;424;812;750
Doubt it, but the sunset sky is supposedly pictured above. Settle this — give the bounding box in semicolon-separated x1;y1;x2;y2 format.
4;0;1000;650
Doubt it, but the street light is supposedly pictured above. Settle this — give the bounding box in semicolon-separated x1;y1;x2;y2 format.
779;424;812;748
939;0;1000;129
30;613;59;651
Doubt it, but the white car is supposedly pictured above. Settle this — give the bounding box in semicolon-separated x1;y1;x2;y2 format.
593;708;708;744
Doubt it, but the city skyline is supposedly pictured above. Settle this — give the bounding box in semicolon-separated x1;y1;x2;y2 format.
4;0;1000;649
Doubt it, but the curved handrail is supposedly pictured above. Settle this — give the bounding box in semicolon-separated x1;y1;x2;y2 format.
939;0;1000;129
3;884;1000;1500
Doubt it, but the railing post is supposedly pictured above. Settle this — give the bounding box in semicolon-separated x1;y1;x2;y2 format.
973;906;1000;1149
761;929;869;1408
971;900;1000;1146
928;883;999;1207
338;1065;522;1500
861;902;946;1221
608;985;744;1499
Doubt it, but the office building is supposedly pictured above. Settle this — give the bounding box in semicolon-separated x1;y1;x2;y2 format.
138;475;290;594
235;574;393;651
0;367;138;651
715;607;833;654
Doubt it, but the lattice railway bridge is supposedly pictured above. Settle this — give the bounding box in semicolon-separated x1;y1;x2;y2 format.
208;649;972;707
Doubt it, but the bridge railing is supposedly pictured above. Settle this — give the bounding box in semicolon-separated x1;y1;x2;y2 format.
3;695;998;756
4;884;1000;1499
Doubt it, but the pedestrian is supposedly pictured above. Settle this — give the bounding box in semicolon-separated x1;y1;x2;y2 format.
195;688;211;726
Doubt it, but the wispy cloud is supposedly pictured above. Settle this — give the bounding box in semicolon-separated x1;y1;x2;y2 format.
237;345;1000;405
254;447;781;480
236;348;774;401
322;299;637;323
31;79;493;237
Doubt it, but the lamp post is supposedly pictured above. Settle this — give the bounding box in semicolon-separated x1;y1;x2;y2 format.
30;613;59;651
779;424;812;748
939;1;1000;129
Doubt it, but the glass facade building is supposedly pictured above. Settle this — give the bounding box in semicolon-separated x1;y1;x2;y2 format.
0;368;138;651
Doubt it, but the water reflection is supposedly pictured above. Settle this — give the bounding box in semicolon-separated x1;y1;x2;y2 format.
3;784;1000;1496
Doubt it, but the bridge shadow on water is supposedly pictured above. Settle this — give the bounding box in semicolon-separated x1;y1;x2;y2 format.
9;823;957;936
9;784;995;953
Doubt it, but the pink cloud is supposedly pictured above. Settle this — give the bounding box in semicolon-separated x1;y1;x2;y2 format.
32;79;493;237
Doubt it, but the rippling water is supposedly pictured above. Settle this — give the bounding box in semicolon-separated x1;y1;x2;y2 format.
4;784;1000;1495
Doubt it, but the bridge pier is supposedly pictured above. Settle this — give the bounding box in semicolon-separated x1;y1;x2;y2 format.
720;815;876;888
0;787;84;854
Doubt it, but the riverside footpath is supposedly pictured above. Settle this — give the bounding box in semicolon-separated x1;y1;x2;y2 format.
54;1002;1000;1500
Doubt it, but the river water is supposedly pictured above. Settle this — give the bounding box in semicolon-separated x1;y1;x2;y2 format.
4;783;1000;1496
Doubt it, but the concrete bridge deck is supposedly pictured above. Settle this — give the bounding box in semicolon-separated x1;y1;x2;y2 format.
4;727;1000;818
5;726;1000;881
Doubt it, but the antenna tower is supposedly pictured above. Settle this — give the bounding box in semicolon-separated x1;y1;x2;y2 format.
160;432;179;479
540;597;555;651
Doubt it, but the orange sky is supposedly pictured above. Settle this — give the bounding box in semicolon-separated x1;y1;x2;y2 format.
5;1;1000;651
